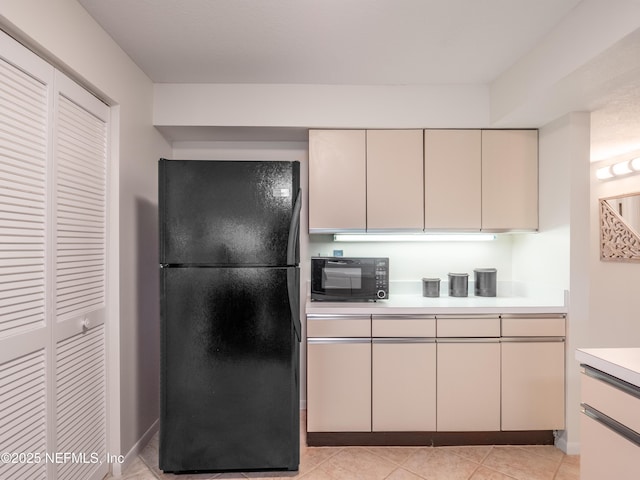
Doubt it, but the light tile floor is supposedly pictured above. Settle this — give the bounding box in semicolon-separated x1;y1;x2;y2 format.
107;413;579;480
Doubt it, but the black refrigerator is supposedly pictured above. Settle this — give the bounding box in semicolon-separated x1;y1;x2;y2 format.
158;159;301;473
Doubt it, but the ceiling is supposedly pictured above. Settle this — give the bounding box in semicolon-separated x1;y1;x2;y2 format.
78;0;640;160
78;0;581;85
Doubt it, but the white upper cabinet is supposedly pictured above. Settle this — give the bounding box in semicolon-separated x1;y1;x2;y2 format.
366;129;424;231
308;128;538;233
481;130;538;231
309;129;366;232
424;129;481;230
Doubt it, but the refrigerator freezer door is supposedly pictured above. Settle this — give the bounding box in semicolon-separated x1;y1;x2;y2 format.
159;159;300;266
160;266;300;473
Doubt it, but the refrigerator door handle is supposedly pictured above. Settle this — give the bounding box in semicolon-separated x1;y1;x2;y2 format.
286;188;302;266
287;268;301;342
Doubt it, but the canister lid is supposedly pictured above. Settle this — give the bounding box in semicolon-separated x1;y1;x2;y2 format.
422;277;440;282
473;268;497;273
448;272;468;277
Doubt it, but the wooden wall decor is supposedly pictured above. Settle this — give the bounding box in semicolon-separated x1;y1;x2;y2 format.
600;198;640;262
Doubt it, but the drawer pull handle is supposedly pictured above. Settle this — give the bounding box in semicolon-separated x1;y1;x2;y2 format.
581;403;640;447
307;338;371;345
582;365;640;400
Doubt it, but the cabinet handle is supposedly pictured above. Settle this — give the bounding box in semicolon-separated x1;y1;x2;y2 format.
372;315;436;320
372;338;436;344
307;314;371;321
436;338;500;343
501;337;565;343
581;403;640;447
582;365;640;400
307;338;371;345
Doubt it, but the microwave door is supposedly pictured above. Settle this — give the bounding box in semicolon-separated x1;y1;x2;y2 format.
323;268;362;290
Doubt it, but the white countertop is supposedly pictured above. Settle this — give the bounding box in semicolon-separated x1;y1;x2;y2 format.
575;348;640;388
305;281;568;315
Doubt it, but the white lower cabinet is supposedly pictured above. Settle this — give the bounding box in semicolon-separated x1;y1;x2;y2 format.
307;314;372;432
436;315;501;432
501;341;565;430
436;340;501;431
372;339;436;431
501;315;566;431
581;414;640;480
307;339;371;432
580;367;640;480
306;312;565;438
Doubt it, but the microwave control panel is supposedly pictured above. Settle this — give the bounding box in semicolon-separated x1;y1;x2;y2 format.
375;258;389;299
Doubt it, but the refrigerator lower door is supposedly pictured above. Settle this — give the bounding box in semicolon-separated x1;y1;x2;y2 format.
160;266;300;472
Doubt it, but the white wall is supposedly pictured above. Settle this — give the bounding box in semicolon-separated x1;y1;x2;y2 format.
310;236;514;284
589;156;640;346
155;83;490;129
512;116;573;289
0;0;171;469
489;1;640;126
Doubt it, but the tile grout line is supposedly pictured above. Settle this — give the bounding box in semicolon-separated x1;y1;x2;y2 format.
551;454;565;480
466;463;482;480
136;452;162;479
297;444;345;478
366;446;431;480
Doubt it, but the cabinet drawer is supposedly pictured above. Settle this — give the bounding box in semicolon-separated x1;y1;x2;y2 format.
372;316;435;337
437;316;500;337
581;369;640;434
502;315;565;337
581;412;640;480
307;315;370;338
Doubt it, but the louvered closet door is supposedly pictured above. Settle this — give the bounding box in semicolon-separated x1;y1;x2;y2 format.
0;32;53;480
0;30;110;480
53;71;109;480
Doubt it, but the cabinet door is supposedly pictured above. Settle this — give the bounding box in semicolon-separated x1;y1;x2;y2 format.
307;340;371;432
373;340;436;431
366;129;424;230
309;130;366;232
481;130;538;230
424;129;481;230
501;341;565;430
437;341;500;431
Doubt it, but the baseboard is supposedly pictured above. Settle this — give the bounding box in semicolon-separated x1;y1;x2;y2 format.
110;419;159;477
558;438;580;455
307;430;555;447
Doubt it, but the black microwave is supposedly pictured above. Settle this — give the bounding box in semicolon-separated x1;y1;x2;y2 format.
311;257;389;302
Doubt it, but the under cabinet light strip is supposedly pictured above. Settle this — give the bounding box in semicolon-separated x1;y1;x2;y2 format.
333;233;496;242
